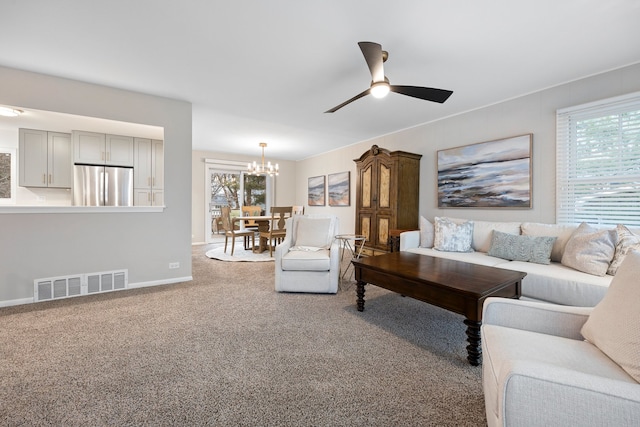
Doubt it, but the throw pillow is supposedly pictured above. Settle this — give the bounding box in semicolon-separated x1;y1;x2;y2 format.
607;225;640;276
419;216;434;248
521;222;577;263
433;217;474;252
294;217;333;249
561;222;616;276
581;250;640;382
487;231;556;265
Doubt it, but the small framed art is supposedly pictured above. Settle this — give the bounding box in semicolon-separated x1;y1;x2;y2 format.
328;171;350;206
308;175;325;206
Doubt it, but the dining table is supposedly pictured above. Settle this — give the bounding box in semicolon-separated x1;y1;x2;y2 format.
232;215;273;252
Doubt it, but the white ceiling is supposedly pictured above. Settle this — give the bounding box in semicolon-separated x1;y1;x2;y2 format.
1;0;639;161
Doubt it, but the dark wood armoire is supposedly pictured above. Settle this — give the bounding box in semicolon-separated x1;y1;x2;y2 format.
354;145;422;255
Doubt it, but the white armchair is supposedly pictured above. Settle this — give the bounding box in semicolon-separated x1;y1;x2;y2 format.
274;215;340;293
481;298;640;427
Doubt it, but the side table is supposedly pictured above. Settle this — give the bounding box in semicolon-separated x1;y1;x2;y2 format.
387;229;417;252
334;234;366;280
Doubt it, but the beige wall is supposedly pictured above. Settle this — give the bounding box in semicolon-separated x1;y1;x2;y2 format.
296;62;640;235
191;150;296;244
0;66;192;306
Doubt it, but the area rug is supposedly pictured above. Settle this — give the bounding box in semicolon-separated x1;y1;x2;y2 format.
206;246;274;262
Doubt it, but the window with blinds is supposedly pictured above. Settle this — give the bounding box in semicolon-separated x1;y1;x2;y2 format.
556;92;640;227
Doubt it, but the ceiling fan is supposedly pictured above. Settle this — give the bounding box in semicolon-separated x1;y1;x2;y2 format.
325;41;453;113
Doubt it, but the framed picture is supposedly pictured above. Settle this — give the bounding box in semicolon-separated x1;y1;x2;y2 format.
328;171;350;206
308;175;325;206
437;134;532;208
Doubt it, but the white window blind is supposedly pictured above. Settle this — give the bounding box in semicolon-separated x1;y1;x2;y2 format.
556;92;640;227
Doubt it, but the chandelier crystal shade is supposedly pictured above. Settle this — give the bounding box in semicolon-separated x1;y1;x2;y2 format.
247;142;279;176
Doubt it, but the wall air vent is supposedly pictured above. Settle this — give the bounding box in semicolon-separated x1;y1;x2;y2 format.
87;270;127;294
34;270;128;302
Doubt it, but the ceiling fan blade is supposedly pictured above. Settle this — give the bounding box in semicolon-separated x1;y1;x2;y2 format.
324;88;371;113
390;85;453;103
358;41;385;83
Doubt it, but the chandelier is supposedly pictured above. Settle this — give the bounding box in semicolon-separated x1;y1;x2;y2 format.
247;142;279;176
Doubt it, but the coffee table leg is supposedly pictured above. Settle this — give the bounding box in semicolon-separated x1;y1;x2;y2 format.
356;281;365;312
463;319;482;366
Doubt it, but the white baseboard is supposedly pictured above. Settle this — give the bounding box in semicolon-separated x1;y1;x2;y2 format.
128;276;193;289
0;297;35;308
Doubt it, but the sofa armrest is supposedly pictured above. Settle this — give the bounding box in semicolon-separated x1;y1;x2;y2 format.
482;298;592;340
399;230;420;251
500;360;640;426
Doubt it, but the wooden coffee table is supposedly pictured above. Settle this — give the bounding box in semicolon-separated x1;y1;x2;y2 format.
352;252;526;366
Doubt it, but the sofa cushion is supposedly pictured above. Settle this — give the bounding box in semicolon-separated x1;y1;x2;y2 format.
561;223;616;276
521;222;577;262
405;247;508;267
581;250;640;382
281;249;331;271
470;221;522;252
294;217;333;249
419;216;434;248
608;225;640;276
433;217;474;252
497;260;611;307
488;230;556;264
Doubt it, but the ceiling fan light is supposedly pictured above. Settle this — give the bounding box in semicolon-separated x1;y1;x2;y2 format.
370;81;390;99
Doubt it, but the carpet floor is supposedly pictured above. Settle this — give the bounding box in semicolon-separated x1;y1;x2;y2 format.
0;244;486;426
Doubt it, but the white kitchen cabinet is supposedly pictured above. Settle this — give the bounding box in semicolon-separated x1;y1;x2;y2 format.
134;188;151;206
134;188;163;206
19;128;72;188
151;139;163;190
106;134;135;166
133;138;163;205
73;131;134;166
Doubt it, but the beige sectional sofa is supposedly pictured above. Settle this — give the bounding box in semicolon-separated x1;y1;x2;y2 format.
399;217;639;307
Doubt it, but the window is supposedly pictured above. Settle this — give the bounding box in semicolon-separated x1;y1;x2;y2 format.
0;148;16;204
556;92;640;227
204;159;272;243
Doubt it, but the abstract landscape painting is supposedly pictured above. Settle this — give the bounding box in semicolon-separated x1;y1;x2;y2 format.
437;134;532;208
328;172;350;206
308;175;325;206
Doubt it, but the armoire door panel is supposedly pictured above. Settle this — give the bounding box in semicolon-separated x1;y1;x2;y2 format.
360;216;371;243
362;165;372;208
377;217;390;247
378;163;390;208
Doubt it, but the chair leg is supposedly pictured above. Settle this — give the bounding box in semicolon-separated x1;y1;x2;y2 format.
224;236;229;253
231;235;236;256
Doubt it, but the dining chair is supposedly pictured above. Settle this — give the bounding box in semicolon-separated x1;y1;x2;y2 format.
241;205;262;231
220;206;255;256
292;205;305;215
260;206;293;257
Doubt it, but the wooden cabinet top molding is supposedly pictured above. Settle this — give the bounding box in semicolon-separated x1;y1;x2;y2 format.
354;145;422;163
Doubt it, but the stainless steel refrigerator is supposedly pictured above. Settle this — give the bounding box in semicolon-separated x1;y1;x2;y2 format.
73;164;134;206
